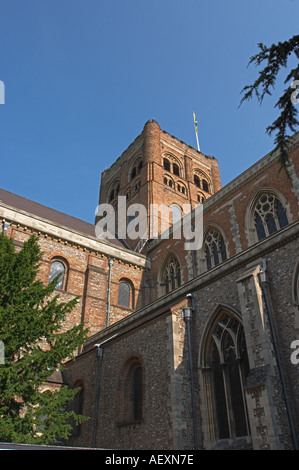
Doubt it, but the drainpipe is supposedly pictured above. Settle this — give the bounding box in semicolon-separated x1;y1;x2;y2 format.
92;334;118;448
258;260;298;450
182;293;199;450
106;258;114;328
92;344;103;448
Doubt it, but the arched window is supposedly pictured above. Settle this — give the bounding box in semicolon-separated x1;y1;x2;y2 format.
200;311;250;442
173;163;180;176
107;179;120;203
202;179;209;193
194;175;201;188
163;154;183;176
131;167;136;180
161;255;181;295
48;259;67;290
204;227;227;270
109;189;115;202
163;158;171;171
71;381;85;436
118;281;132;308
117;358;144;425
253;193;289;241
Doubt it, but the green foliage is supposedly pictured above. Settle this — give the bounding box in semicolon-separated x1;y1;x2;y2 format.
240;34;299;170
0;232;89;445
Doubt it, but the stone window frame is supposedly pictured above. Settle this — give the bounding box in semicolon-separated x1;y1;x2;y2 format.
177;181;187;196
197;224;229;274
117;278;134;309
128;155;143;183
107;178;120;203
193;169;212;194
163;174;175;189
245;188;291;246
116;355;145;426
159;252;182;296
48;257;69;291
198;306;251;448
162;153;183;177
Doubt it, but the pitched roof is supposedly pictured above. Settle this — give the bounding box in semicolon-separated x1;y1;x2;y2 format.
0;187;126;249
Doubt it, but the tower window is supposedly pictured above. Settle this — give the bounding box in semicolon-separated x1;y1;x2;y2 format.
173;163;180;176
194;175;201;188
131;167;136;180
163;158;171;171
202;179;209;193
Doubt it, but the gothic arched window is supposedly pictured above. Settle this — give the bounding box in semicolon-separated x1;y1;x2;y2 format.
117;358;144;425
161;255;181;295
201;311;250;441
253;193;289;241
48;259;67;290
204;228;227;270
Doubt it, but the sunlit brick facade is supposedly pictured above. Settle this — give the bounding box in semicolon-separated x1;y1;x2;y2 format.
1;122;299;450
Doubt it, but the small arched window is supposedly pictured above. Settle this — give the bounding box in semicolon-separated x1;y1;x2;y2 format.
48;259;67;290
118;281;132;308
253;193;289;241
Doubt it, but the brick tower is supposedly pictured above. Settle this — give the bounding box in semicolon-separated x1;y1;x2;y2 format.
96;120;221;251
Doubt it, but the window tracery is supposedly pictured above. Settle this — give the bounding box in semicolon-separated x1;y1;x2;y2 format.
253;193;289;241
161;255;181;294
204;228;227;270
201;311;250;441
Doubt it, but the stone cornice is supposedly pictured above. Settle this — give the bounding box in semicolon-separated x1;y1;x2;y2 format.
0;202;149;269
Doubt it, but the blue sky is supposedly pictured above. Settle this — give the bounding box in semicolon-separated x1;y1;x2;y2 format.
0;0;298;223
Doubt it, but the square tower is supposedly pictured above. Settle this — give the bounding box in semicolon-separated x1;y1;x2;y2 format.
96;120;221;251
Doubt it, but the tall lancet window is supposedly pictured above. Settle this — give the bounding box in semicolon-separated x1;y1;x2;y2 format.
161;255;181;295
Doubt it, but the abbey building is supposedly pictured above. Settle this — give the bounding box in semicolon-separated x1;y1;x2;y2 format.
1;120;299;450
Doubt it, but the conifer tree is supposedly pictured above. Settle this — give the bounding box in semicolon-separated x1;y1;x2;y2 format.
0;232;88;445
240;34;299;169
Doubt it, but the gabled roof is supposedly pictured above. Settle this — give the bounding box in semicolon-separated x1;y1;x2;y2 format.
0;187;125;249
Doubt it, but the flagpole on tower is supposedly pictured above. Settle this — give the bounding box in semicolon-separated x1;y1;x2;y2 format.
193;112;200;152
